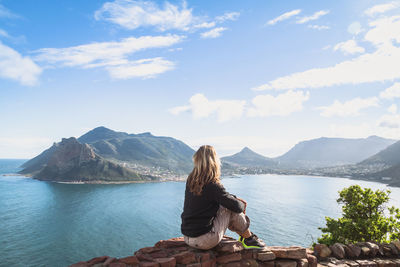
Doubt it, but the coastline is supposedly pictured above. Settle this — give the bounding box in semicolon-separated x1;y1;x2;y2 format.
2;172;397;188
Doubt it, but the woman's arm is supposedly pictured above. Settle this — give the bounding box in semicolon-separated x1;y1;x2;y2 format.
211;183;245;213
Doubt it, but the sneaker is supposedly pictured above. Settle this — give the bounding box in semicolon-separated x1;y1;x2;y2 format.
239;233;266;249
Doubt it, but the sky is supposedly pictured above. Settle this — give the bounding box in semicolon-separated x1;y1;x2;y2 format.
1;0;400;158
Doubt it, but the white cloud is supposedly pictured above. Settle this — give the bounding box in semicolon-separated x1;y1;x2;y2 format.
0;4;19;19
333;40;365;55
95;0;195;31
193;21;216;29
317;97;379;117
247;90;309;117
365;15;400;46
169;105;190;115
380;82;400;99
253;15;400;91
34;35;183;79
347;21;363;35
364;2;399;17
266;9;302;25
296;10;329;24
106;57;175;79
388;104;397;114
215;12;240;23
169;93;246;122
308;25;330;30
0;42;42;86
200;27;227;39
379;114;400;128
0;29;10;38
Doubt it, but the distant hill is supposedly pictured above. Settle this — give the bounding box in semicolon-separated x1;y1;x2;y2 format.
20;137;153;182
372;163;400;187
359;140;400;167
78;127;195;174
275;136;396;169
221;147;276;167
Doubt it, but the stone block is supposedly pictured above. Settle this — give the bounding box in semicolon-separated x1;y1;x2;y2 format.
155;237;186;248
222;261;241;267
104;257;117;266
390;259;400;267
314;244;332;259
241;259;259;267
330;243;346;259
259;261;275;267
345;245;361;258
216;240;244;253
201;258;217;267
391;241;400;252
327;263;348;267
119;256;139;265
139;247;161;254
197;252;211;262
154;257;176;267
276;260;297;267
297;258;309;267
87;256;108;265
174;251;196;264
187;263;201;267
306;254;317;267
257;252;276;261
373;259;396;267
365;243;379;257
269;246;307;259
389;243;400;256
342;260;359;267
149;251;169;259
139;261;160;267
216;253;242;264
361;247;371;257
242;250;256;260
356;260;377;267
109;263;127;267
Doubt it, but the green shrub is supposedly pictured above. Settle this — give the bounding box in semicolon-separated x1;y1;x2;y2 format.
318;185;400;245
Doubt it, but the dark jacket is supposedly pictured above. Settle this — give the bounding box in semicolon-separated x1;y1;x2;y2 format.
181;181;245;237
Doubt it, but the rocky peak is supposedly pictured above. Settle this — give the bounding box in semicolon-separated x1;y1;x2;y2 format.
46;137;96;168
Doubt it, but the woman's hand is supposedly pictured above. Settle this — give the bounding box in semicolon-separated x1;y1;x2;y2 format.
236;197;247;214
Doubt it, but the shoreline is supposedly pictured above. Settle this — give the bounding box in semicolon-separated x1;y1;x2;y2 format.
2;172;396;188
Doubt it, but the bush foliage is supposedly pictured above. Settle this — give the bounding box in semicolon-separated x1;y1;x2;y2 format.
318;185;400;245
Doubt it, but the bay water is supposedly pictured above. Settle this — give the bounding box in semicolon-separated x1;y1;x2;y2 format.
1;159;400;267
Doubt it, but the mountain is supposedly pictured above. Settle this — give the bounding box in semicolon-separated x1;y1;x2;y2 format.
221;147;276;167
275;136;396;169
358;140;400;167
78;126;130;144
20;137;153;182
77;127;195;174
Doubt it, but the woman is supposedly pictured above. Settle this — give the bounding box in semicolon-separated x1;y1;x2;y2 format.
181;145;266;250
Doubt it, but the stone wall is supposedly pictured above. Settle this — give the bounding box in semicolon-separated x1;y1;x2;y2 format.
69;236;315;267
70;238;400;267
314;241;400;267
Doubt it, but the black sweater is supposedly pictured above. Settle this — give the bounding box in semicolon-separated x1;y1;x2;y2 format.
181;182;245;237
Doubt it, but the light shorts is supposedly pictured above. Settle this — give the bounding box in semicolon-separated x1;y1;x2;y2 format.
184;205;250;250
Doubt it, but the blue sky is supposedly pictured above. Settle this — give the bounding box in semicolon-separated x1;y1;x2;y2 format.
1;0;400;158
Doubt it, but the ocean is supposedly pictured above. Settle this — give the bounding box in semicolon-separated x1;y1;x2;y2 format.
1;159;400;267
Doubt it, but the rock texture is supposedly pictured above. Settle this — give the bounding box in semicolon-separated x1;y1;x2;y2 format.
69;237;312;267
314;241;400;267
20;137;155;182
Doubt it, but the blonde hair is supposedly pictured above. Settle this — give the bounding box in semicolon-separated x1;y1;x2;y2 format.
187;145;221;195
